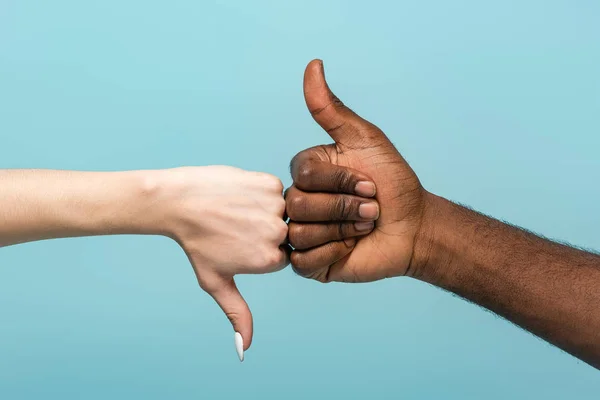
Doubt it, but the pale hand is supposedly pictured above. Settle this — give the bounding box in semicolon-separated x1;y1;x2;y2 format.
157;166;288;352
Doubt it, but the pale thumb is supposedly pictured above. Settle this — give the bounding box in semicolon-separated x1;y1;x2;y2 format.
206;276;253;356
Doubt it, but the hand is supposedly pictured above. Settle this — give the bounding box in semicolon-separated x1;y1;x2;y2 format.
286;60;428;283
158;166;289;356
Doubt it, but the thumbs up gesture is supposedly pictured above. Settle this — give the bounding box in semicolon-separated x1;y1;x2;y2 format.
286;60;428;283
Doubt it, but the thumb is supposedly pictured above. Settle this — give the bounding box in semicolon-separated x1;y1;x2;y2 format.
303;59;384;147
206;276;253;361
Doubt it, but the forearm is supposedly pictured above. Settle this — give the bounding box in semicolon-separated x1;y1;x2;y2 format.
412;193;600;368
0;169;166;247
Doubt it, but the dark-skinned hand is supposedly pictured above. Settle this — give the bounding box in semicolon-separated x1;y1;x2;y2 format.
286;59;428;283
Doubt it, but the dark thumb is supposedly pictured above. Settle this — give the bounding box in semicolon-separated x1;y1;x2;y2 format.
303;59;381;146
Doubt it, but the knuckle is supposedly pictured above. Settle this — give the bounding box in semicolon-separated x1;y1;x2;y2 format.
275;220;288;242
265;175;284;193
336;223;347;240
196;274;222;293
332;168;354;192
275;197;286;217
289;251;304;270
224;310;241;326
332;94;345;109
289;253;330;283
286;194;306;220
265;250;284;269
296;163;315;186
249;239;285;270
330;196;352;221
251;248;277;269
289;151;306;173
288;223;308;249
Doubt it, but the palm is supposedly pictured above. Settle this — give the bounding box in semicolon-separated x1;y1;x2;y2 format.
302;60;426;282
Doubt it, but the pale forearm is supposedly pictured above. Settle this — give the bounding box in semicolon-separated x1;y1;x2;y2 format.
0;166;289;359
412;193;600;368
0;169;165;247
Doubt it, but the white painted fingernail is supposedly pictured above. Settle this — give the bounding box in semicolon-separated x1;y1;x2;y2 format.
234;332;244;362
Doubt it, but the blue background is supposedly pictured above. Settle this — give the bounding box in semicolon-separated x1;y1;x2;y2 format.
1;0;599;398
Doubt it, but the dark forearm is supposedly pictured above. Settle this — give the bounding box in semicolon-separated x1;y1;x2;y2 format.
411;193;600;368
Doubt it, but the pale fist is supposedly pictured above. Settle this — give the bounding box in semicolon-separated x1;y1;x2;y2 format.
169;166;288;278
160;166;289;354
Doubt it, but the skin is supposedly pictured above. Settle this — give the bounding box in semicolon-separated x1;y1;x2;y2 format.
0;166;290;353
286;59;600;369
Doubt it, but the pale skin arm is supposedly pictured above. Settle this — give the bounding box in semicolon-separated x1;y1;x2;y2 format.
0;169;164;247
0;167;290;361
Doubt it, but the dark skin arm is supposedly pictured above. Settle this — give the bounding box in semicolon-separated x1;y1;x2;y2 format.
286;59;600;369
415;194;600;367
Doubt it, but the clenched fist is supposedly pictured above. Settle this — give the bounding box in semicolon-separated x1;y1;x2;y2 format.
286;60;428;283
157;166;289;358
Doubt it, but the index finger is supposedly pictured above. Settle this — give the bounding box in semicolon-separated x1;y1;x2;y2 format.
290;157;376;197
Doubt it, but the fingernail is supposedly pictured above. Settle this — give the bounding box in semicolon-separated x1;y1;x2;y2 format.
359;202;379;220
355;221;374;232
234;332;244;362
355;181;376;197
343;238;356;247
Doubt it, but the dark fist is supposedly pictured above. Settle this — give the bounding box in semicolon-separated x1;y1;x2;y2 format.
286;60;428;283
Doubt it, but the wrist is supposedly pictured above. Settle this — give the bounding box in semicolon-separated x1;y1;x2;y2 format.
124;168;183;238
136;166;214;242
90;169;174;237
408;192;454;283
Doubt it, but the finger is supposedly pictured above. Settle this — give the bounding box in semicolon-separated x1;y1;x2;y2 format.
290;239;356;283
281;243;293;262
283;188;290;221
242;245;290;274
279;244;292;269
206;277;253;354
288;221;374;250
286;186;379;222
290;157;376;197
